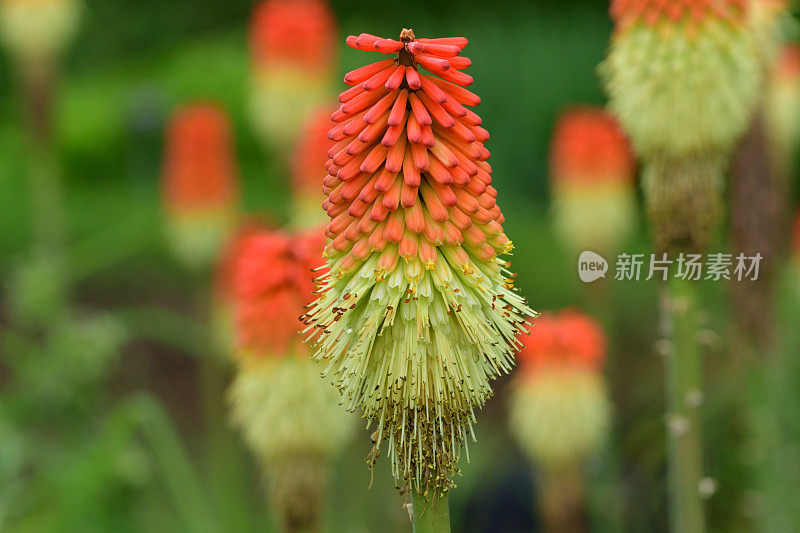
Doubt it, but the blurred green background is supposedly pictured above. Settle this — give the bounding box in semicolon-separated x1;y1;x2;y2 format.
1;0;799;531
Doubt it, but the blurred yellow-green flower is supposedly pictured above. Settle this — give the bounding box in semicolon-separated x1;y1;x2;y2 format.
0;0;81;66
765;44;800;167
749;0;793;66
603;0;760;160
602;0;762;252
508;310;611;467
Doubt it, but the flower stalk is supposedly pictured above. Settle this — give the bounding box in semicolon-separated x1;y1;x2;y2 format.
662;276;706;533
411;491;450;533
602;2;762;530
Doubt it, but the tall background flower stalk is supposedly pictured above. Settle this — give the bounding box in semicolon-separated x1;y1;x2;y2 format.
602;1;762;531
302;29;536;530
159;102;253;528
729;3;800;524
661;276;706;532
729;0;794;354
0;0;81;270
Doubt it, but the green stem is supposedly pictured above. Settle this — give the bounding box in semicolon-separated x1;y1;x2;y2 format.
20;65;64;250
663;277;706;533
411;491;451;533
538;464;587;533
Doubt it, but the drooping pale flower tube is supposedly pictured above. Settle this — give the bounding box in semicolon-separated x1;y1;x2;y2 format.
248;0;337;149
602;0;761;252
302;29;536;497
161;103;240;269
549;106;637;256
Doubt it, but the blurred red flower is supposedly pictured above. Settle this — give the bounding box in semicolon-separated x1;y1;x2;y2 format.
292;107;336;200
549;106;635;186
233;226;325;358
517;310;606;373
249;0;336;73
162;103;238;214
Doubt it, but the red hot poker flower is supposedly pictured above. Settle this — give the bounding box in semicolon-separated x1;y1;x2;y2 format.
509;310;611;467
303;29;535;496
163;103;239;214
548;106;638;254
249;0;336;73
161;103;240;268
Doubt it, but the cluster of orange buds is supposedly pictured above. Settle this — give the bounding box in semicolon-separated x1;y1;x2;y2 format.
232;228;324;360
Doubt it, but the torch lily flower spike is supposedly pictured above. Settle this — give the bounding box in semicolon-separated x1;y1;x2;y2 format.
302;29;537;498
602;0;761;253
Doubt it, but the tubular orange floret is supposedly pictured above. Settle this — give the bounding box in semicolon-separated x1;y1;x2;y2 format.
249;0;336;72
305;28;536;497
162;103;239;214
549;106;635;185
